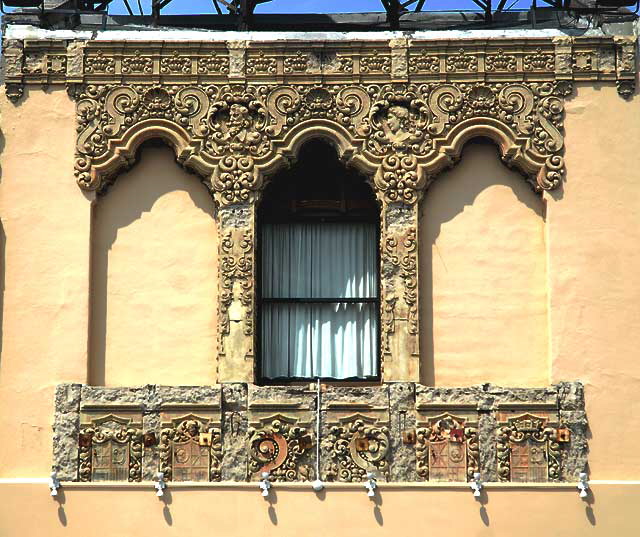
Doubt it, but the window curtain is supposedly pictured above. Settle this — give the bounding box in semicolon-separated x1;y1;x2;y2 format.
261;222;378;379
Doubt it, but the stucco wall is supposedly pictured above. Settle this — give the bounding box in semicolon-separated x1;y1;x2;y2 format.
1;67;640;536
419;141;548;386
0;88;87;477
0;483;636;536
89;144;218;386
547;83;640;479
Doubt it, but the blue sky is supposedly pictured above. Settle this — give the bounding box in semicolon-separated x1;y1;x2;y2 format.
100;0;533;16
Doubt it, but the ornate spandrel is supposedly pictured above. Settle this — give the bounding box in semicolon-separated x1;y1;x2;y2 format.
78;413;142;482
159;411;223;482
496;412;561;483
416;411;479;482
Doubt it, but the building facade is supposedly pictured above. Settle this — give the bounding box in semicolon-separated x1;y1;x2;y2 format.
0;22;639;536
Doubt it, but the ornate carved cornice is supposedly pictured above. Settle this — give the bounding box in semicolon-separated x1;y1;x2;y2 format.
3;36;637;203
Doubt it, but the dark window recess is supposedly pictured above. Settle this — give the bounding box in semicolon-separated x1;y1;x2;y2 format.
257;139;381;383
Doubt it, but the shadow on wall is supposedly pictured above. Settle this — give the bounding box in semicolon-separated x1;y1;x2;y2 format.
419;139;546;386
89;140;216;385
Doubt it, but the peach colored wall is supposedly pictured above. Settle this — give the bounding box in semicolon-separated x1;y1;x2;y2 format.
1;79;640;494
89;145;218;386
419;142;548;386
0;88;89;477
0;483;635;536
547;83;640;479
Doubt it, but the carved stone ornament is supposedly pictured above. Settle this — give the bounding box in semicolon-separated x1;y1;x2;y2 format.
416;413;479;482
78;415;142;482
247;416;313;481
496;413;560;482
159;415;223;481
4;36;636;384
325;415;390;481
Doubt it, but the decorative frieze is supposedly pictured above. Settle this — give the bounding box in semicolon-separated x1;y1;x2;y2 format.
53;382;587;483
4;36;635;97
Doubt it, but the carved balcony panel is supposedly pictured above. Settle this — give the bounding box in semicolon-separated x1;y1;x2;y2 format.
247;386;315;482
78;408;143;482
54;382;587;483
322;387;391;482
416;407;479;482
495;406;565;483
159;406;223;482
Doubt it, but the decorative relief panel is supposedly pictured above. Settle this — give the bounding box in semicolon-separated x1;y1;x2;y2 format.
325;414;390;482
248;416;313;481
78;410;142;482
247;387;315;481
54;383;587;484
323;391;392;482
159;410;223;482
416;410;479;482
496;411;563;483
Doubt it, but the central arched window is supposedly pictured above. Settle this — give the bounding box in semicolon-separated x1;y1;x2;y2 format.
258;139;380;382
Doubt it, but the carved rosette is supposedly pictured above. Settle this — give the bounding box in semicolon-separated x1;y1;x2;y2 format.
159;418;223;482
415;414;479;481
325;417;390;482
78;423;142;482
496;414;560;483
247;418;313;481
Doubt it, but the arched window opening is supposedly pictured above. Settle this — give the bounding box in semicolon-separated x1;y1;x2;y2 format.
258;139;380;382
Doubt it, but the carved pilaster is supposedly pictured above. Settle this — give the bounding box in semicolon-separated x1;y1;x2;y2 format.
389;38;410;81
381;203;420;381
614;36;636;99
217;205;255;383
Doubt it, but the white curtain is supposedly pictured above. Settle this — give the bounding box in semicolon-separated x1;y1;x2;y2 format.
261;222;378;379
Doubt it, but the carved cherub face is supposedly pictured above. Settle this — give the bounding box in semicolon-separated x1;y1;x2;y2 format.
228;103;250;126
385;105;410;135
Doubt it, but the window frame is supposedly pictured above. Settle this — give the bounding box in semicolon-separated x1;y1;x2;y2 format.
256;206;382;386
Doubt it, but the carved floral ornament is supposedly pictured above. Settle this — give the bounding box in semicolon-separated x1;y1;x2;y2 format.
72;80;572;206
3;37;636;205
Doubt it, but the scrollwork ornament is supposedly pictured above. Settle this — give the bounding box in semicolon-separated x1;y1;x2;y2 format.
248;419;313;482
78;425;142;482
376;154;420;205
159;419;222;482
326;419;390;482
